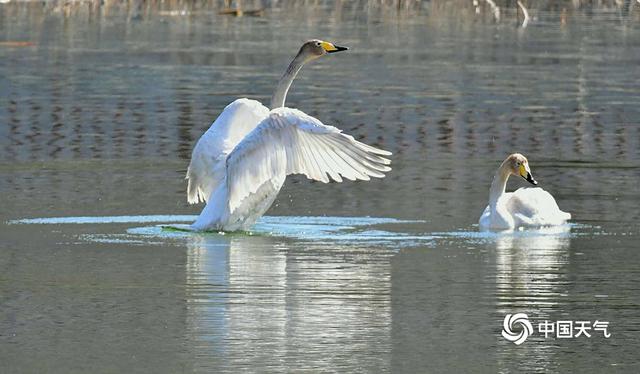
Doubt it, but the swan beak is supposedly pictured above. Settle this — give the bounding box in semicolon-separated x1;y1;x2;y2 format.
525;172;538;185
519;164;538;185
321;41;349;54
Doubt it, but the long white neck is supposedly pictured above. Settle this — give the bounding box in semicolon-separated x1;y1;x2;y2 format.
489;162;512;208
270;52;309;110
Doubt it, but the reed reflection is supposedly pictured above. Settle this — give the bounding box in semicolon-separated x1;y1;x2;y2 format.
2;2;640;164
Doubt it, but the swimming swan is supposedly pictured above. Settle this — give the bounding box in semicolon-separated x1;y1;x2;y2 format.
186;40;392;231
479;153;570;230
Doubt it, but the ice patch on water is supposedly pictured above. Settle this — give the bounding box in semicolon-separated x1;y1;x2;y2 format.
9;214;431;247
9;215;197;225
9;215;603;249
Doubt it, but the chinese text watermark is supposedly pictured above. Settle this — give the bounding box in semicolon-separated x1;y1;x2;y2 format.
502;313;611;345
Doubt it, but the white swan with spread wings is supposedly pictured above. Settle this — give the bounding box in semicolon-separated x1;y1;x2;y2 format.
186;40;391;231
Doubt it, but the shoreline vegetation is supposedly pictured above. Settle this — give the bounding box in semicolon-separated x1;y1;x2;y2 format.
0;0;639;26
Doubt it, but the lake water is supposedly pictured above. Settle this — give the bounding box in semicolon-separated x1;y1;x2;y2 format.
1;2;639;373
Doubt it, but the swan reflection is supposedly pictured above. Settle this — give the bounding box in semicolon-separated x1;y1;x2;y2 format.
183;233;393;371
493;226;572;371
493;225;571;310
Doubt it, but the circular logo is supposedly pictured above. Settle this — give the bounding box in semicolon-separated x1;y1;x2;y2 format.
502;313;533;345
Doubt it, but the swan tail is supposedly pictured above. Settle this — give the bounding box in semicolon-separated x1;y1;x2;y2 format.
186;154;225;205
186;166;206;205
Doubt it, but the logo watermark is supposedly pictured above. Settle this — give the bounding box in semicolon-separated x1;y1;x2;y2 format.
502;313;533;345
501;314;611;345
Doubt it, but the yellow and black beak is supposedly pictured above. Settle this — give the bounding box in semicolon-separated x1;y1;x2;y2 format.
519;164;538;185
320;41;349;54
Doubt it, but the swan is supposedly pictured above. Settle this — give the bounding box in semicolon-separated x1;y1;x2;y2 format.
479;153;571;230
185;40;392;232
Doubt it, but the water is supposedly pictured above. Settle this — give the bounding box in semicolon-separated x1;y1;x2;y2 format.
1;2;640;372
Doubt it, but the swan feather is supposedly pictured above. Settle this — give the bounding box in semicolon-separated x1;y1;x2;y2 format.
225;107;391;214
186;98;270;204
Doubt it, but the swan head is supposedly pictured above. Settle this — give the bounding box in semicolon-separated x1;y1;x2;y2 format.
299;39;349;61
506;153;538;185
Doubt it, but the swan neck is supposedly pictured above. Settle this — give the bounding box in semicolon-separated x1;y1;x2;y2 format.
489;163;511;207
270;52;308;110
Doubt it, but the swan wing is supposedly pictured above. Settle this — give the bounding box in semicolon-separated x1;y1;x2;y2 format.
225;107;392;213
509;187;571;225
478;204;491;228
186;98;270;204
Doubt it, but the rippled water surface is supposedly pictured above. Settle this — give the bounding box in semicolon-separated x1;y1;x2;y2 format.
1;2;640;373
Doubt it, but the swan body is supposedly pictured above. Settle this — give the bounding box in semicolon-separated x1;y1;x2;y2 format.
186;40;391;232
479;153;571;230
